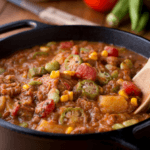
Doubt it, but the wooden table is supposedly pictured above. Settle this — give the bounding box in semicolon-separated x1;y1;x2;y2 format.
0;0;150;40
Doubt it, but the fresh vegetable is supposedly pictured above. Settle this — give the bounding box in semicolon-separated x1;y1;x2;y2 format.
59;107;84;124
134;11;149;33
28;67;47;78
35;99;55;118
98;72;112;85
45;60;60;73
98;95;128;113
122;119;138;127
19;122;28;128
75;63;97;81
11;102;21;116
104;46;119;57
122;81;141;96
64;54;82;71
46;41;56;47
84;0;118;12
50;70;60;78
48;88;60;104
112;123;125;130
106;0;129;27
129;0;143;30
28;81;42;86
120;59;133;69
0;68;5;74
111;70;119;78
33;51;48;59
60;41;73;49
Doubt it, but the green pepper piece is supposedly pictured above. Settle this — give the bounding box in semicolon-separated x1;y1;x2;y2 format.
0;68;5;74
48;88;60;104
59;107;84;125
19;122;28;128
81;80;99;99
111;70;118;78
64;54;82;70
45;60;60;73
98;72;112;85
46;41;56;47
80;48;90;52
28;67;47;78
33;52;48;59
28;81;42;86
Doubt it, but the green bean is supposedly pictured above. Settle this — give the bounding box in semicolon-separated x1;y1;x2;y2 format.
106;0;129;27
46;41;56;47
45;60;60;73
134;12;149;33
129;0;143;30
0;68;5;74
28;81;42;86
28;67;47;78
112;123;125;130
33;51;48;59
19;122;28;128
48;88;60;104
123;119;139;127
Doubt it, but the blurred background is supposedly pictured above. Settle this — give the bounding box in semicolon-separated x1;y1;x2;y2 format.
0;0;150;40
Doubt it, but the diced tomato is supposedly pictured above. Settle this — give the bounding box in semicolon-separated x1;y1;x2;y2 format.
11;102;20;116
122;81;141;96
35;99;55;118
64;82;71;90
60;41;73;49
104;46;118;57
72;49;79;55
75;63;97;81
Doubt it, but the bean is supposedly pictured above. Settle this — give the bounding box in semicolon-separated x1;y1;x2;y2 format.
112;123;125;130
123;119;139;127
19;122;28;128
48;88;60;104
28;81;42;86
45;60;60;73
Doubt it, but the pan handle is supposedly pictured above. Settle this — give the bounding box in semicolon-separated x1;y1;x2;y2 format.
0;20;56;37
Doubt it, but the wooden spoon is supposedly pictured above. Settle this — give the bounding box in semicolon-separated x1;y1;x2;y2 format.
133;58;150;114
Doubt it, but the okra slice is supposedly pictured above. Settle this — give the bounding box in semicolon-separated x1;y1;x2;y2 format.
120;59;133;69
98;72;112;85
33;51;48;59
59;107;84;125
64;54;82;70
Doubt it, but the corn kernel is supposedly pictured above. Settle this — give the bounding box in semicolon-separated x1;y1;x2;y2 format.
40;46;50;52
60;95;69;102
22;72;27;78
118;90;128;99
23;84;29;90
85;63;92;67
63;71;75;76
66;127;74;134
101;50;108;57
50;71;60;78
117;79;124;85
131;98;138;106
68;91;73;101
89;52;98;60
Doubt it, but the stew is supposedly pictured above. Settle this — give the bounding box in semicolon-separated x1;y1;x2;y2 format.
0;40;149;134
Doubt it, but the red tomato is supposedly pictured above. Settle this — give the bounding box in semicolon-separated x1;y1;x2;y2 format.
60;41;73;49
104;46;118;57
75;63;97;81
84;0;118;12
64;82;71;90
35;99;55;118
122;81;141;96
12;103;20;116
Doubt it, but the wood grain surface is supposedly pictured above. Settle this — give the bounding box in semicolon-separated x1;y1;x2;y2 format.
0;0;150;40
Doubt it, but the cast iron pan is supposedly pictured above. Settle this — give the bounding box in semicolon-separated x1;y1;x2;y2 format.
0;20;150;150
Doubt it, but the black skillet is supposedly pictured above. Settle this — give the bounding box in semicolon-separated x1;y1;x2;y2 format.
0;20;150;150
